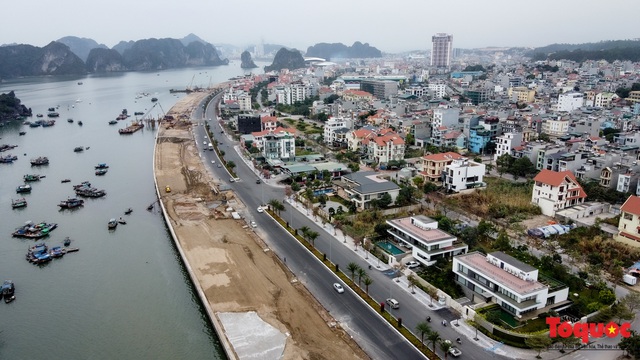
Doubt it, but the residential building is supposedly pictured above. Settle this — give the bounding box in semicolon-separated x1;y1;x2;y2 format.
261;116;278;131
464;88;492;105
387;215;468;266
237;114;262;134
262;129;296;161
432;107;459;129
532;169;587;216
431;33;453;68
420;152;463;184
342;89;374;103
508;87;536;103
542;116;570;137
557;92;584;112
428;82;447;99
453;251;569;317
360;80;398;100
334;171;400;210
323;117;352;147
627;91;640;103
468;125;492;154
346;127;376;152
364;131;405;164
494;132;523;161
443;158;486;192
615;195;640;247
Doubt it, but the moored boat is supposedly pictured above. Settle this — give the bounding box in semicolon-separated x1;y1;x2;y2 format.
151;97;158;102
36;114;44;118
23;174;41;182
49;246;66;258
12;221;58;239
58;198;84;209
1;280;15;303
11;198;27;208
30;156;49;166
0;154;18;163
95;163;109;169
47;112;59;118
95;169;108;176
16;184;32;193
63;237;71;246
108;120;118;125
19;132;26;136
108;218;118;229
118;217;127;225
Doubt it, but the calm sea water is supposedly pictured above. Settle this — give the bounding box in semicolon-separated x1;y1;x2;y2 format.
0;61;265;359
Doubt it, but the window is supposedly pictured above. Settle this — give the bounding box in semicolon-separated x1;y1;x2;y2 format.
624;213;633;221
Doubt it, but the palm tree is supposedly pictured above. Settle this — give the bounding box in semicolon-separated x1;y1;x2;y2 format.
415;322;431;347
307;230;319;248
268;199;282;214
427;330;441;354
439;339;452;359
346;262;360;282
299;226;310;240
363;276;373;294
356;268;367;287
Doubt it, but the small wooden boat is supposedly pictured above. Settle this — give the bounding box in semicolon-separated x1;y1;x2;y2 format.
74;146;84;152
95;163;109;169
61;179;71;183
95;169;108;176
124;208;133;215
1;280;15;303
78;121;83;126
118;218;127;225
19;132;26;136
63;237;71;246
67;118;74;123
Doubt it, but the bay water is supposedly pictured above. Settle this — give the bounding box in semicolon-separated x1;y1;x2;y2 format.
0;61;266;359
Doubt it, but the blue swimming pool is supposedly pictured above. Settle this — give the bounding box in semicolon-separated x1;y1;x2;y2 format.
377;241;405;255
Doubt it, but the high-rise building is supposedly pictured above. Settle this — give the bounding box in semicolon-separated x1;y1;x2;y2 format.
431;33;453;68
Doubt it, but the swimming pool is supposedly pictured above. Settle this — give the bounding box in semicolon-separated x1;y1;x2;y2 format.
376;241;405;255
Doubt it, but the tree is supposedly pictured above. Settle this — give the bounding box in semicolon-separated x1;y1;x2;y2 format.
356;268;367;287
598;288;616;305
415;322;431;347
493;231;512;251
439;340;452;360
427;331;441;354
299;226;310;240
376;193;393;208
621;292;640;313
307;230;319;248
556;335;580;353
347;262;360;282
496;153;514;177
525;335;552;359
426;285;439;306
619;331;640;359
412;176;425;189
511;157;536;178
268;199;285;215
348;162;360;172
407;274;420;294
363;276;373;294
537;133;551;142
395;186;417;206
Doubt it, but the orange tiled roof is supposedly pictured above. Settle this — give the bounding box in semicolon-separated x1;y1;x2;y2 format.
533;170;587;198
621;195;640;216
261;116;277;123
422;152;463;162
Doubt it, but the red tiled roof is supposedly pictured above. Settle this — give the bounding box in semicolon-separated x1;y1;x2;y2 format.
422;152;463;162
261;116;277;123
443;131;462;140
533;170;587;198
621;195;640;216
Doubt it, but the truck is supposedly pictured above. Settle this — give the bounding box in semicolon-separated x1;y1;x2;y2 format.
623;274;637;286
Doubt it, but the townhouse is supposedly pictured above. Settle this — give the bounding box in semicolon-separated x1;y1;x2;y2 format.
615;195;640;247
420;152;463;184
532;169;587;216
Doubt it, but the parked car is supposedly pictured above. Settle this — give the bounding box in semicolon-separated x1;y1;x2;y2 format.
250;221;257;228
406;261;420;269
333;283;344;293
449;347;462;357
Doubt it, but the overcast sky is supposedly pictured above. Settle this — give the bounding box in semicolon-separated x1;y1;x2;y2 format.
2;0;637;53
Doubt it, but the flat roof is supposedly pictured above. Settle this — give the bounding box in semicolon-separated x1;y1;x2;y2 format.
342;171;399;194
490;251;537;272
456;252;546;295
387;217;454;244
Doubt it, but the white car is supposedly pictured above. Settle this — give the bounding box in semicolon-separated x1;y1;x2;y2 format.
250;221;257;228
333;283;344;293
257;207;264;213
449;347;462;357
406;261;420;269
229;178;235;183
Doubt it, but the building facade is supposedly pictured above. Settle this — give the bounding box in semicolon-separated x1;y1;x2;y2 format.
615;195;640;247
431;33;453;68
443;158;486;192
532;169;587;216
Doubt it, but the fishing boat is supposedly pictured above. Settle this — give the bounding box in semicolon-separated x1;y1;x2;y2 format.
12;221;58;239
19;132;26;136
95;169;108;176
16;184;32;193
118;217;127;225
124;208;133;215
74;146;84;152
11;198;27;209
58;198;84;209
95;163;109;169
78;121;83;126
151;97;158;102
134;111;144;116
74;183;106;198
0;154;18;163
0;144;18;152
67;118;74;123
47;107;55;112
47;112;59;118
49;246;66;258
63;237;71;246
30;156;49;166
27;244;51;265
1;280;15;303
108;218;118;229
108;120;118;125
61;179;71;183
23;174;42;182
36;114;44;118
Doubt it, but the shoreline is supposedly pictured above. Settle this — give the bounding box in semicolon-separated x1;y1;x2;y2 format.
152;91;369;360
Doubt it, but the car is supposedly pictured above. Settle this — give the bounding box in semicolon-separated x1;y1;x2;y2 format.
448;347;462;357
217;164;222;168
406;261;420;269
229;178;235;183
385;298;399;309
333;283;344;293
256;179;261;184
257;207;264;213
250;221;257;228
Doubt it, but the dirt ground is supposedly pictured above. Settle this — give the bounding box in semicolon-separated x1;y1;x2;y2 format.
154;93;368;360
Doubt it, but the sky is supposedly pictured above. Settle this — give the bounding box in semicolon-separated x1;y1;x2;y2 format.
2;0;638;54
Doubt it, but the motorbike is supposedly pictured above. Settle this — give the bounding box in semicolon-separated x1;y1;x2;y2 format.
456;338;462;344
442;320;447;326
426;316;431;323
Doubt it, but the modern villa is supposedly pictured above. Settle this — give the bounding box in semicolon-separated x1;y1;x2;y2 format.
386;215;468;266
453;251;570;317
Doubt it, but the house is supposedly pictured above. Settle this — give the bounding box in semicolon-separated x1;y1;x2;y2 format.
386;215;468;266
334;171;399;210
532;169;587;216
362;131;406;164
251;127;296;161
323;117;352;147
615;195;640;247
494;132;523;161
261;116;278;131
453;251;570;317
443;157;486;192
420;152;463;184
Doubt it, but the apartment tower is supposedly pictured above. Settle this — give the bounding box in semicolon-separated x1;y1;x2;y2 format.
431;33;453;69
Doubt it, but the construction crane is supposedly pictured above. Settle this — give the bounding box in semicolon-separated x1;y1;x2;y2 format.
186;74;195;93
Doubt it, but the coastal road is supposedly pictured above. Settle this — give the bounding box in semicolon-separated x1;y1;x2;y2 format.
193;95;518;360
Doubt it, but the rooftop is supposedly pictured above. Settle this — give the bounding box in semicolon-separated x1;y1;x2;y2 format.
340;171;399;194
387;216;455;244
456;252;547;295
490;251;536;272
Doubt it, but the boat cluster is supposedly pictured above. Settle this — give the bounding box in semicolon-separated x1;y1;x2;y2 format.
12;221;58;239
26;240;79;265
